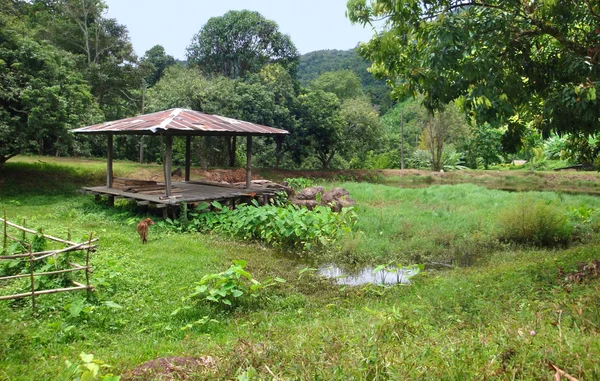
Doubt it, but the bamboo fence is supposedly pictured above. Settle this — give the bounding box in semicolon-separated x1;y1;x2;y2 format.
0;211;97;312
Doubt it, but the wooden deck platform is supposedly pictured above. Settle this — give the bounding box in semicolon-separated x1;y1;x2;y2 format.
80;182;274;208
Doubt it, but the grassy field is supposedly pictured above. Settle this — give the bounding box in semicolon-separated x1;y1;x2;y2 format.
1;156;599;380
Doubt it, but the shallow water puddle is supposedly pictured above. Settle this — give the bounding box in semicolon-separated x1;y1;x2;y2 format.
319;265;420;286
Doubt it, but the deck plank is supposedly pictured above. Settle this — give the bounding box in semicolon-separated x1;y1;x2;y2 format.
81;182;269;206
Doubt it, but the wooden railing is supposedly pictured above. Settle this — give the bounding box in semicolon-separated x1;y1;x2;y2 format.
0;212;97;312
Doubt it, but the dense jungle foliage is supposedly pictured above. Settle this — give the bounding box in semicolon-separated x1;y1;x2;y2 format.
3;0;600;172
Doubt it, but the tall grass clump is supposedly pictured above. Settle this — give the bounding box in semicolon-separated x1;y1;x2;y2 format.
497;196;573;246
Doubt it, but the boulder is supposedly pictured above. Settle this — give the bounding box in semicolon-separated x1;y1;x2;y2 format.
296;186;325;200
290;199;319;210
322;188;350;203
291;186;355;212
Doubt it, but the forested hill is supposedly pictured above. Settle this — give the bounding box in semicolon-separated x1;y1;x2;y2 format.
298;49;394;112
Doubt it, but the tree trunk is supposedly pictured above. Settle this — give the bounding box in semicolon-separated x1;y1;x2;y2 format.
274;136;283;169
226;136;237;167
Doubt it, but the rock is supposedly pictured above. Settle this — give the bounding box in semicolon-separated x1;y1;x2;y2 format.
290;199;319;210
296;186;325;200
323;187;356;211
291;186;355;212
321;188;350;203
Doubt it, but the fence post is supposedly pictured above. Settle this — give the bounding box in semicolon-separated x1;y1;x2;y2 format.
3;209;6;253
85;232;93;298
28;244;36;313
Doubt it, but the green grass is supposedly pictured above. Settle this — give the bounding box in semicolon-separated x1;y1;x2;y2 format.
320;181;600;266
1;157;599;380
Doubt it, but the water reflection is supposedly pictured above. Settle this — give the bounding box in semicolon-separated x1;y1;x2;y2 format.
319;265;420;286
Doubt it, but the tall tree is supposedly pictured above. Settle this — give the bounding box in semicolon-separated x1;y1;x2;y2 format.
347;0;600;150
297;90;344;169
32;0;141;120
140;45;176;87
421;104;470;171
0;2;99;167
310;70;363;101
186;10;299;79
339;97;382;163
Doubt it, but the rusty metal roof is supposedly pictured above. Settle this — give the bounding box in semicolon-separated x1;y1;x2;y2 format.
72;108;289;136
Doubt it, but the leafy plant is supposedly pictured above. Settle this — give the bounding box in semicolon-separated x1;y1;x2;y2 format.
284;177;315;190
59;352;120;381
165;201;357;251
186;260;285;307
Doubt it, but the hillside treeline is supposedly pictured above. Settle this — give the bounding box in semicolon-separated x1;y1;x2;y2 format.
1;0;597;171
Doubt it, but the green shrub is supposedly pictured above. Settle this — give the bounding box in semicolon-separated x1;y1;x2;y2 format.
164;201;357;251
284;177;315;190
497;198;573;246
185;260;285;307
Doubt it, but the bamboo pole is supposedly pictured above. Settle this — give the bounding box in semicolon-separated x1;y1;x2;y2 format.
0;245;96;260
85;232;92;297
0;285;90;301
0;218;79;246
29;244;35;312
3;210;6;253
33;241;98;262
0;266;91;281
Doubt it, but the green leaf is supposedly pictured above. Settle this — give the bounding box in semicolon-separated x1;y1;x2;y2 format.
80;352;94;363
103;301;123;309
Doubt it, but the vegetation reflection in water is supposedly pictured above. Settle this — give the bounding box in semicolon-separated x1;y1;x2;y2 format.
319;265;421;286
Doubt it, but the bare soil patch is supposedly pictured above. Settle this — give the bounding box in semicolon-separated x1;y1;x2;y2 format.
122;356;217;381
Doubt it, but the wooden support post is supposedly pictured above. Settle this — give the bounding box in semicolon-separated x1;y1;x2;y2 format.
107;134;114;188
164;135;173;197
107;196;114;207
246;135;252;189
29;244;35;313
185;136;191;182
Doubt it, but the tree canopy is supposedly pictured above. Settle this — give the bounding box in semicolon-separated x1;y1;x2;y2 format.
140;45;176;87
347;0;600;150
0;2;98;167
186;10;299;79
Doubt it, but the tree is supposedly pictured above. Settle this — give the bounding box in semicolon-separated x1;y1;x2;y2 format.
0;4;98;167
467;123;504;169
32;0;141;120
421;104;469;171
347;0;600;150
297;48;395;112
186;10;299;79
310;70;363;101
257;64;299;168
339;97;382;163
297;90;344;169
140;45;176;87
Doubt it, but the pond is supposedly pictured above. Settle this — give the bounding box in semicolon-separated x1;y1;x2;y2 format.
319;265;420;286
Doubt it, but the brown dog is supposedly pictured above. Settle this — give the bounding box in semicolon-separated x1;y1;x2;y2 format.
136;218;154;244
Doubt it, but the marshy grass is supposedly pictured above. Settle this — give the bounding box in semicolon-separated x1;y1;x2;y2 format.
324;181;600;266
0;157;599;380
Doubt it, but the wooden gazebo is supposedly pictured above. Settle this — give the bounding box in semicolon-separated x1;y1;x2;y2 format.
73;108;288;210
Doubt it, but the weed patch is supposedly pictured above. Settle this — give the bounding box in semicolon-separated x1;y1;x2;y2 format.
497;197;573;246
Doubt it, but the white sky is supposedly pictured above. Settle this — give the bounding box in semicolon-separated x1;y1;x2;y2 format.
103;0;378;60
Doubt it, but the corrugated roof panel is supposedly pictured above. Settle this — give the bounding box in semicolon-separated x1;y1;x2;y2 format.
72;108;289;136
